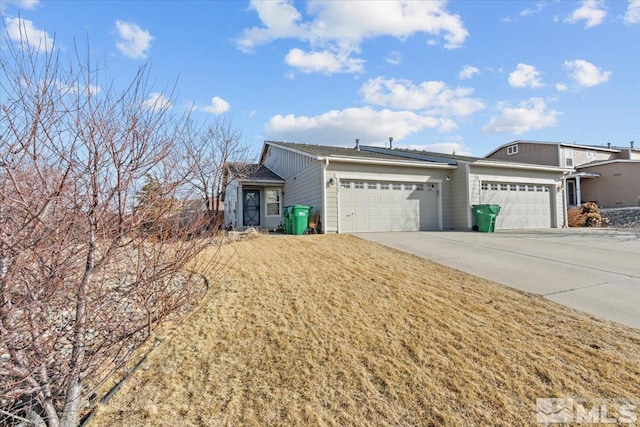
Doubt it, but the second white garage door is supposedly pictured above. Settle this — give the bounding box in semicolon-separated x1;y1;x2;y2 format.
480;182;552;229
339;180;438;232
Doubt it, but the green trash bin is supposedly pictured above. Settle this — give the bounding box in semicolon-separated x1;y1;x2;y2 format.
472;204;501;232
290;205;312;235
283;206;293;234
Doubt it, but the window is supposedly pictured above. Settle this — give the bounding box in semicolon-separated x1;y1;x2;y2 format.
519;185;526;191
536;185;544;192
481;183;488;190
544;187;550;192
367;182;377;189
500;184;508;191
380;183;389;190
490;183;498;191
510;184;518;191
392;183;401;190
528;185;535;191
565;148;574;167
266;189;280;216
507;144;518;155
416;184;424;191
404;184;414;190
354;182;364;189
340;181;351;189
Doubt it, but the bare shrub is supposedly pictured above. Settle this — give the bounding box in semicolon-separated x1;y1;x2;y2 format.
1;27;221;426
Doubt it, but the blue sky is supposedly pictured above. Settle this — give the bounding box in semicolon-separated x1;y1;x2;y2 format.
2;0;639;158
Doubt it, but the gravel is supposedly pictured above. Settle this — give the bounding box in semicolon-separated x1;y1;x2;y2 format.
601;207;640;232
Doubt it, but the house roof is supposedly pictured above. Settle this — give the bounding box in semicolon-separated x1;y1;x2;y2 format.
264;140;419;162
484;140;624;158
360;145;479;164
362;145;569;172
262;140;567;172
228;163;284;182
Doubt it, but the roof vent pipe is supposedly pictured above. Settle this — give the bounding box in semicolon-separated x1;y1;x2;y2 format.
389;137;393;149
631;141;635;149
607;142;611;149
355;138;360;151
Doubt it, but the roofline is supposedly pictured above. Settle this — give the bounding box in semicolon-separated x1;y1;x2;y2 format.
566;172;600;178
262;140;320;162
238;178;285;184
472;160;572;173
325;156;457;169
484;140;621;157
577;159;640;168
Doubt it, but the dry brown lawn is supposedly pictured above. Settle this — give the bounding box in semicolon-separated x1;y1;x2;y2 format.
91;234;640;426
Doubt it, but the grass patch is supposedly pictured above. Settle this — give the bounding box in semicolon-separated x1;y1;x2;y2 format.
91;234;640;426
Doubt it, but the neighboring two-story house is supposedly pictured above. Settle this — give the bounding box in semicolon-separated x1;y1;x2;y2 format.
486;140;640;208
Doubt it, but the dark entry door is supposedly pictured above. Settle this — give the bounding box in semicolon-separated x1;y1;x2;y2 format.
243;190;260;226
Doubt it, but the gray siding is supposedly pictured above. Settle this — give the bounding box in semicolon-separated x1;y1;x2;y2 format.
224;179;239;228
580;162;640;208
263;144;314;178
488;143;559;166
562;147;617;167
448;164;470;229
283;161;323;223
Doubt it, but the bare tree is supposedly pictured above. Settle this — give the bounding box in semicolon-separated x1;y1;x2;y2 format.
181;115;252;230
1;26;218;426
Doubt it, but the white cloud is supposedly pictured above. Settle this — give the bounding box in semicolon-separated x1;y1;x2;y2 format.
2;0;39;10
265;107;452;146
482;98;560;135
142;93;173;111
624;0;640;24
5;16;53;52
563;59;611;87
361;77;485;117
555;83;569;92
115;20;154;59
564;0;607;28
236;0;468;74
459;65;480;80
285;48;364;74
385;51;402;66
53;80;101;96
508;63;544;88
200;96;230;115
520;2;546;17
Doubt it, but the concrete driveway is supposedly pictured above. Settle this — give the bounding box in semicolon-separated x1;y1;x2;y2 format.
355;229;640;329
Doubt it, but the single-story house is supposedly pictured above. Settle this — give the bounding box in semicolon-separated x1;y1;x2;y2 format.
486;140;640;208
224;140;570;233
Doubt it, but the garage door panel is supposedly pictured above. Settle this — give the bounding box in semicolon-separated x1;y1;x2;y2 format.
340;180;438;232
481;182;551;229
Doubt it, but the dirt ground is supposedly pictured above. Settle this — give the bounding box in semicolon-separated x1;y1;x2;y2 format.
91;234;640;426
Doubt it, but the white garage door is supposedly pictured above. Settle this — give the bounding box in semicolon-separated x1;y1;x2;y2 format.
339;180;438;232
480;182;552;229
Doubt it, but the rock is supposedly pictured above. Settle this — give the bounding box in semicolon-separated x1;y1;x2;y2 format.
601;207;640;231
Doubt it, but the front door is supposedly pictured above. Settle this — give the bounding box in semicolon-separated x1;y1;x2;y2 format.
243;189;260;226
